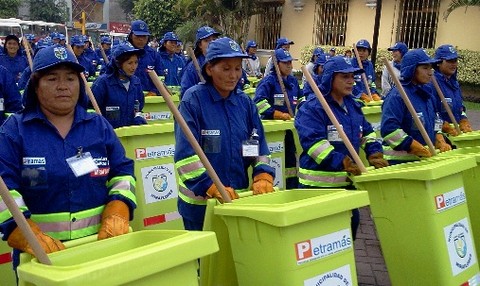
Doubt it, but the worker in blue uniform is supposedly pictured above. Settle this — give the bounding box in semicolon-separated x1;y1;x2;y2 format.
242;40;262;78
70;35;96;79
303;47;324;84
381;49;452;164
0;34;29;83
91;42;147;128
180;26;221;97
295;56;388;240
0;45;137;276
351;39;381;102
95;36;112;70
433;44;473;135
158;31;185;87
381;42;408;97
83;36;100;71
0;65;23;125
18;39;52;91
127;20;164;96
302;53;328;101
263;37;294;78
174;37;275;231
254;48;301;189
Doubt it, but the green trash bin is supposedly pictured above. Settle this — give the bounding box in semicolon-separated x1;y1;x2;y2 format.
449;130;480;148
213;189;370;286
353;156;480;285
115;123;184;230
142;94;179;123
0;240;15;286
17;230;218;286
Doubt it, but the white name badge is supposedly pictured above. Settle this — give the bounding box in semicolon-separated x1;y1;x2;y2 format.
66;152;98;177
242;139;259;157
0;98;4;111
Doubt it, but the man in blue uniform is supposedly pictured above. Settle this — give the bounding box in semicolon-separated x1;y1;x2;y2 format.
158;31;185;87
381;42;408;97
351;39;381;102
70;35;96;79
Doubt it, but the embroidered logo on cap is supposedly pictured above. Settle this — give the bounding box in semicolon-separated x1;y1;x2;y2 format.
229;40;240;51
53;47;68;60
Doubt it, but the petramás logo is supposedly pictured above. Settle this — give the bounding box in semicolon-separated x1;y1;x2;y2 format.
295;228;352;265
435;187;466;213
135;145;175;160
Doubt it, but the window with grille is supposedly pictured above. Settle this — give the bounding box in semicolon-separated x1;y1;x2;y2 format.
397;0;440;49
256;2;284;50
313;0;349;46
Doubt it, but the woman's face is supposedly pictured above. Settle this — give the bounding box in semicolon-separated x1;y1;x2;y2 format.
72;45;84;56
131;34;148;49
164;40;177;54
392;50;403;63
35;66;80;116
6;39;19;56
357;47;369;61
206;58;243;98
120;54;139;77
438;59;458;77
199;35;218;55
331;72;355;97
413;64;433;85
278;61;292;77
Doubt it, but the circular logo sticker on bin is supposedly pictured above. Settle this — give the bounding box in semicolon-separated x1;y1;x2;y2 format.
141;163;178;204
444;217;477;276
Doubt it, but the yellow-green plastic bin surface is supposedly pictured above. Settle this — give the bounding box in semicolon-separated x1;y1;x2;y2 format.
1;240;16;286
17;230;218;286
214;189;370;286
115;123;184;230
262;120;295;189
450;130;480;148
353;156;480;286
142;93;179;123
359;105;382;166
427;147;480;260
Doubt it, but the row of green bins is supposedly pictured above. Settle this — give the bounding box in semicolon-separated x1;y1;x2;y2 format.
428;147;480;260
450;130;480;148
262;120;295;189
115;123;184;230
1;240;15;286
142;93;179;123
353;156;480;285
17;230;219;286
201;189;370;286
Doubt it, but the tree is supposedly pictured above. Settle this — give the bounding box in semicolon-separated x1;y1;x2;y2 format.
29;0;68;23
0;0;21;18
132;0;183;38
118;0;136;20
443;0;480;21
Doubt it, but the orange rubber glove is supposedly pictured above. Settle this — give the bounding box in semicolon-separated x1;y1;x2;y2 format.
252;173;274;195
367;152;389;169
442;121;458;136
360;93;372;103
371;93;382;101
98;200;130;240
145;91;157;97
459;118;473;133
435;133;452;153
273;110;291;121
206;184;239;203
342;156;362;176
7;219;65;255
408;140;432;158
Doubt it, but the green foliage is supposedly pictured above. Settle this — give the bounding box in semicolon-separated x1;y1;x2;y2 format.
0;0;21;18
118;0;136;20
174;19;201;47
29;0;68;23
133;0;182;38
443;0;480;21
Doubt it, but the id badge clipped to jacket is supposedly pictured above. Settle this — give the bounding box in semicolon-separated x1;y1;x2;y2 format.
242;128;260;157
327;124;343;142
66;147;98;177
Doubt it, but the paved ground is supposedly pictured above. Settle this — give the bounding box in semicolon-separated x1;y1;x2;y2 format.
354;110;480;286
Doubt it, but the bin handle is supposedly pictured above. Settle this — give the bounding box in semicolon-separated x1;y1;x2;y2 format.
0;176;52;265
271;51;294;117
382;58;436;156
147;71;232;203
352;43;373;101
301;66;368;174
431;76;461;135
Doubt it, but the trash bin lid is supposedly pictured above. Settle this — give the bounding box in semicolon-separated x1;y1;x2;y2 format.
115;122;174;137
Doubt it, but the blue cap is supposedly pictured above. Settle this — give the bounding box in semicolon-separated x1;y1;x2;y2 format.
202;37;249;79
196;26;221;43
356;39;371;50
400;49;441;83
26;34;35;41
275;48;294;62
58;33;65;41
313;47;324;56
51;32;59;40
100;36;112;44
112;42;145;60
130;20;151;36
434;44;459;61
388;42;408;56
163;32;179;42
314;53;328;66
32;45;84;73
276;37;294;49
320;56;364;95
70;35;84;47
246;40;257;51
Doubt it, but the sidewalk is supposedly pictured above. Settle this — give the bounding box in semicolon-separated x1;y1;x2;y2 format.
354;110;480;285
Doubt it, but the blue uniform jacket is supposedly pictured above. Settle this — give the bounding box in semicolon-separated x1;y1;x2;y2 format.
174;83;274;223
351;58;378;97
91;73;145;128
433;70;467;123
0;105;136;239
180;55;206;97
301;73;322;101
76;53;96;78
0;53;28;83
381;83;438;150
134;45;164;93
95;48;111;67
159;50;185;86
84;48;100;65
0;66;23;124
253;73;301;118
295;95;382;172
18;66;31;91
